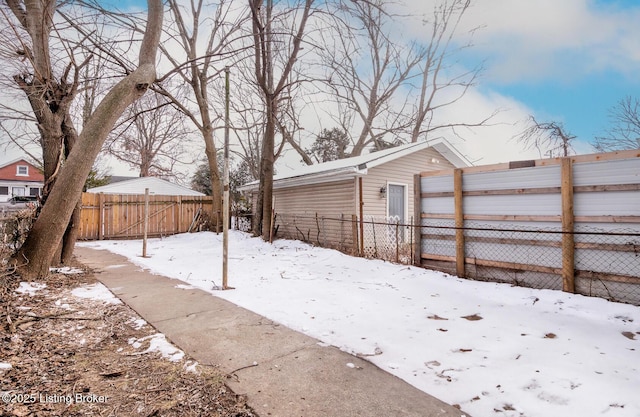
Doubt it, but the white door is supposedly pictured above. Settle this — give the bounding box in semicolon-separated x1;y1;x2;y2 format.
388;184;405;223
387;184;406;242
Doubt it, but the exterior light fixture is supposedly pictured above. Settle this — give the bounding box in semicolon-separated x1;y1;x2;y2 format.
379;186;387;199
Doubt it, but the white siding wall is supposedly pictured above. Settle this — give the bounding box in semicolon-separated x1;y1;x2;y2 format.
274;180;356;214
363;147;455;221
272;180;356;251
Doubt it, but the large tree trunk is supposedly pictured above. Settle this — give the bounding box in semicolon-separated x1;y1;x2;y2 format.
60;200;82;264
203;125;223;230
7;0;108;270
59;116;81;265
14;0;164;279
259;98;276;240
249;0;313;240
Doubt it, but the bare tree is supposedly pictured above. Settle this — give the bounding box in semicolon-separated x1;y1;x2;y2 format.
2;0;87;195
157;0;247;228
0;108;41;163
0;1;149;264
516;116;575;158
11;0;163;279
276;83;314;166
278;0;488;162
595;96;640;152
105;92;193;180
408;0;493;143
2;0;96;266
248;0;316;240
231;83;264;181
321;0;421;157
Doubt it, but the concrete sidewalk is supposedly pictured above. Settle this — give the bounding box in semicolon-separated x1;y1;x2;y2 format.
75;246;468;417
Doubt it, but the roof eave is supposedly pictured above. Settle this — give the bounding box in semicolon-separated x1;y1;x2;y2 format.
431;140;472;168
240;166;365;192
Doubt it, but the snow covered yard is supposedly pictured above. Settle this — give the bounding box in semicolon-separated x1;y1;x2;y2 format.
79;231;640;417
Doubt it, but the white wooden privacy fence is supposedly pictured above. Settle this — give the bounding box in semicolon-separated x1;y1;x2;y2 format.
416;150;640;305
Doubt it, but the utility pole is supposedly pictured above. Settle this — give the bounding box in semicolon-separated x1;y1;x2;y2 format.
222;66;231;290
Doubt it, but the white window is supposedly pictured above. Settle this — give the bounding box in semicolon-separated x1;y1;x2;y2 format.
12;187;25;196
16;165;28;176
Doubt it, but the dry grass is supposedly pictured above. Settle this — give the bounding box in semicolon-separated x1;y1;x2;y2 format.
1;261;256;417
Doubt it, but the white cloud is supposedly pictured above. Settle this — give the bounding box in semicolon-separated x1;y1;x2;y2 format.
397;0;640;83
427;86;544;164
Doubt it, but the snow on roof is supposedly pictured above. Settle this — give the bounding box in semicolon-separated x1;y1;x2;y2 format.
86;176;205;196
0;157;39;170
0;157;40;170
241;137;470;190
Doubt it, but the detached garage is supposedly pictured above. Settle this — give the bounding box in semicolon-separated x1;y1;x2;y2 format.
241;138;470;253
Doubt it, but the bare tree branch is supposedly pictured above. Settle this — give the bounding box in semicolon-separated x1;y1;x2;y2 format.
595;96;640;152
516;116;575;158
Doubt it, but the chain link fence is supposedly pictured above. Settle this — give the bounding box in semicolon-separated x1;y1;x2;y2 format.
271;213;418;262
272;213;357;254
421;220;640;305
574;225;640;305
360;216;415;264
247;211;640;305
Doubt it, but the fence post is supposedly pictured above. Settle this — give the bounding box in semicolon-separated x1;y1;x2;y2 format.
410;215;414;266
370;217;377;258
98;192;104;240
561;158;575;293
176;195;182;233
413;174;421;266
454;169;466;278
351;214;359;255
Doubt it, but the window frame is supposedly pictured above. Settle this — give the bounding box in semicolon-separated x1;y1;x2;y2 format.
16;165;29;176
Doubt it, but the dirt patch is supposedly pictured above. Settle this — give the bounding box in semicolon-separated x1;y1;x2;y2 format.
1;261;256;417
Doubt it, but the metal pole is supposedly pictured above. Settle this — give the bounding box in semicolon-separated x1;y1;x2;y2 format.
142;187;149;257
222;67;231;289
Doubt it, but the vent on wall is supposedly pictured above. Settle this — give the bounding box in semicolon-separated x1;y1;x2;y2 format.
509;160;535;169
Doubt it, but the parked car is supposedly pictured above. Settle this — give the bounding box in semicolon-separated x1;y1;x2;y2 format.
9;195;38;204
0;195;40;211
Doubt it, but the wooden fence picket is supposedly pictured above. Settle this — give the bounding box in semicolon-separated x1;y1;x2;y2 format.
78;193;214;240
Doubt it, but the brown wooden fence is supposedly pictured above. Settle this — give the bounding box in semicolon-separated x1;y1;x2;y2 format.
78;193;213;240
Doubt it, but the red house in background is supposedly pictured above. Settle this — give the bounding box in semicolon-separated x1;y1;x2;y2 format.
0;158;44;203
